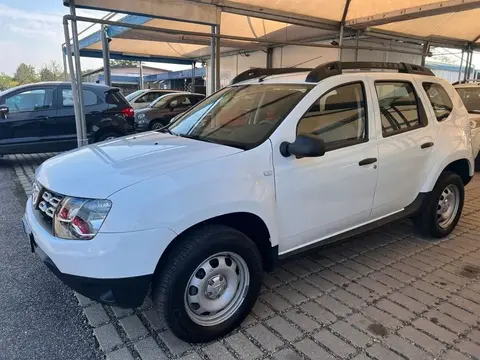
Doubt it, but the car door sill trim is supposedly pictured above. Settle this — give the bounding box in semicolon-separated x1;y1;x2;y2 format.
278;192;428;258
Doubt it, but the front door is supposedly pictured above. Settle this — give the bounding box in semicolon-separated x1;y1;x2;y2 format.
273;76;379;255
0;86;56;155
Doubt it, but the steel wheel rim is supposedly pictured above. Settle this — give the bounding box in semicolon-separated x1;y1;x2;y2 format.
184;252;249;327
437;184;460;229
104;136;117;141
152;123;163;130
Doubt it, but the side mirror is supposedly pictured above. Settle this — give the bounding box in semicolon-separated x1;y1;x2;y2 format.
0;105;9;118
280;133;326;158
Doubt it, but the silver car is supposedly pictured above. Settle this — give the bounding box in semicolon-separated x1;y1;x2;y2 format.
125;89;183;110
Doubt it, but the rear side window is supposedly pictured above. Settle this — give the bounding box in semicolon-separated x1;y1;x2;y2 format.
105;90;128;108
422;82;453;122
62;89;99;107
375;82;423;137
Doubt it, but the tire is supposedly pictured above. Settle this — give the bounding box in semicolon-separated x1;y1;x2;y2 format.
413;171;464;238
150;119;168;131
475;154;480;172
96;132;120;142
152;224;263;343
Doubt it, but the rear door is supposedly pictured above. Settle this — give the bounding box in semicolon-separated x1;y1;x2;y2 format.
369;76;438;218
132;91;162;109
0;86;56;154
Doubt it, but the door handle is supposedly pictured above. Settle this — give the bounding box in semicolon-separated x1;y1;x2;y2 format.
421;142;434;149
359;158;377;166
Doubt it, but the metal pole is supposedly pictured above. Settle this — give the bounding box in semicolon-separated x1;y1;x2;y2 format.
62;46;68;80
355;30;360;61
458;50;465;81
338;25;344;61
63;19;83;148
139;61;144;90
215;24;221;91
210;25;216;95
69;4;88;147
421;41;430;67
101;25;111;86
266;48;273;68
191;62;196;92
464;48;472;81
468;50;474;79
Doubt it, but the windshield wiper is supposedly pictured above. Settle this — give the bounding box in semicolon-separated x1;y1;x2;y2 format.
156;126;175;135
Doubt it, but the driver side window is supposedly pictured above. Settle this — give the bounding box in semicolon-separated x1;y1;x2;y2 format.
297;82;367;151
5;88;54;113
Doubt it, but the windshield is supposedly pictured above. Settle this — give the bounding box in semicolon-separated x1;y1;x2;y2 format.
456;87;480;113
168;84;312;150
125;90;145;102
150;94;176;109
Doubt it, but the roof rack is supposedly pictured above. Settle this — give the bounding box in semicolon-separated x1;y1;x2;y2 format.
452;79;480;85
230;68;312;85
306;61;434;82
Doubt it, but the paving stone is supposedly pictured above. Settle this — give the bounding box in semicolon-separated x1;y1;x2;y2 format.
266;316;302;342
138;296;153;311
294;338;335;360
449;295;480;314
412;318;457;345
360;306;402;330
369;272;403;289
329;263;360;279
433;269;469;286
357;277;390;295
398;326;446;356
285;309;321;333
225;332;263;360
119;315;149;340
316;294;352;317
272;267;298;283
389;292;428;314
134;337;167;360
75;292;95;307
252;300;273;319
106;348;135;360
297;258;325;272
382;334;432;360
400;286;438;306
354;255;384;270
177;353;202;360
84;303;110;327
341;260;372;276
240;315;258;328
281;261;311;277
441;349;471;360
203;342;236;360
329;320;372;348
375;299;415;321
111;306;135;319
246;324;283;352
437;303;479;325
391;261;425;277
381;266;415;283
313;329;356;358
344;282;378;301
305;274;337;292
401;257;435;272
158;330;192;356
347;313;389;337
316;269;349;286
411;280;451;299
424;310;469;334
289;279;322;298
273;349;303;360
300;301;336;325
330;288;367;309
275;286;307;305
458;288;480;305
263;273;284;289
94;324;123;353
457;339;480;358
366;343;405;360
143;308;164;330
467;329;480;344
351;354;372;360
260;292;292;312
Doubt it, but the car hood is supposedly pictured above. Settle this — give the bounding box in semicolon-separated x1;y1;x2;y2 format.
36;132;242;199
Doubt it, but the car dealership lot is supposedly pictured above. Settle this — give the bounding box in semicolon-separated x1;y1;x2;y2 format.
3;153;480;360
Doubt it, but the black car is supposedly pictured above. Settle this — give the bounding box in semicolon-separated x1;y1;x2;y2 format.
134;92;205;131
0;82;135;155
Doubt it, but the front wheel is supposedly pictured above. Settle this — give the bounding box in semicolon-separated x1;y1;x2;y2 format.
151;120;168;131
152;225;263;343
413;171;464;238
96;132;120;142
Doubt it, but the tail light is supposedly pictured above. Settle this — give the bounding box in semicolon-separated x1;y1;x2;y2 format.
121;107;134;118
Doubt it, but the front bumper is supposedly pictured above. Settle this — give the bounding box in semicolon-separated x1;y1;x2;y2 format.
134;121;150;132
23;197;177;307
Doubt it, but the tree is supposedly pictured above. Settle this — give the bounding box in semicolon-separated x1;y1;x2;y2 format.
39;61;64;81
110;60;138;67
0;73;18;91
13;63;38;85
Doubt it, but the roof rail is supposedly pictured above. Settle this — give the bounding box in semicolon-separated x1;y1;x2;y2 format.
452;79;480;85
230;68;312;85
306;61;434;82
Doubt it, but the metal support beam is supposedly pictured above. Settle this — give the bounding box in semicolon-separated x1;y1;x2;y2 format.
101;25;111;86
355;31;360;60
191;62;196;92
209;25;216;95
339;0;352;61
215;24;221;91
139;61;144;89
266;47;274;69
62;46;68;80
421;41;430;67
347;0;480;28
69;3;88;147
464;48;472;81
63;20;83;148
458;50;465;81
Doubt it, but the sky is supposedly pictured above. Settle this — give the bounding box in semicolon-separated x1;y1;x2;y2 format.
0;0;189;76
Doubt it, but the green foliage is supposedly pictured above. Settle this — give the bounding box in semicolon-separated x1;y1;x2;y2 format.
0;73;18;91
39;61;65;81
110;60;138;67
13;63;38;85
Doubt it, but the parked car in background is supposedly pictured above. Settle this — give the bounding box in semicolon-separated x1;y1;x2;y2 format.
23;62;474;343
453;80;480;169
0;82;134;155
125;89;183;110
135;92;205;131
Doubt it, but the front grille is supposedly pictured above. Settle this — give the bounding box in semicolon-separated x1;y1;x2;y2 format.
33;185;64;230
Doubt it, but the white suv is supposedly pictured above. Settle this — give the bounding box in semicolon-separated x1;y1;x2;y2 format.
23;62;474;343
453;80;480;169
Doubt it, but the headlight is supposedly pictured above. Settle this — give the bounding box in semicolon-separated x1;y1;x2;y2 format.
54;197;112;240
470;119;480;130
137;113;146;120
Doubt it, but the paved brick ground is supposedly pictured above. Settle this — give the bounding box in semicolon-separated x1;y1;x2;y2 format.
6;153;480;360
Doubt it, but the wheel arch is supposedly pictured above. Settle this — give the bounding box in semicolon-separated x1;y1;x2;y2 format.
154;212;277;275
93;126;125;142
421;155;474;192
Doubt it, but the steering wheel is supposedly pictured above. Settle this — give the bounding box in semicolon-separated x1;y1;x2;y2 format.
258;120;274;126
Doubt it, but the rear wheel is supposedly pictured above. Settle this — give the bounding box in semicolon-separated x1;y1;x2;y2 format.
413;171;464;238
96;132;120;142
152;225;263;343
